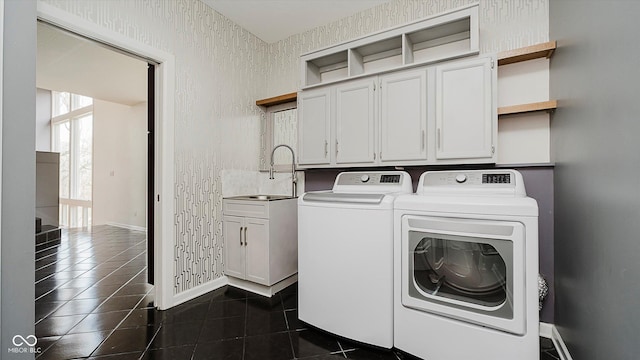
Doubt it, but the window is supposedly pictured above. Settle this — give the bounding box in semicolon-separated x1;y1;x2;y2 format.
51;91;93;228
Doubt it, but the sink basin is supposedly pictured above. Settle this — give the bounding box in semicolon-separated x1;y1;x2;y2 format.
225;194;295;201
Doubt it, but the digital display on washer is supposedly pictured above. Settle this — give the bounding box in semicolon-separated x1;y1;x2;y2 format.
482;173;511;184
380;174;401;183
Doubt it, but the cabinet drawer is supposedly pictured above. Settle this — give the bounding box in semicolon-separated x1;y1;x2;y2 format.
223;200;269;218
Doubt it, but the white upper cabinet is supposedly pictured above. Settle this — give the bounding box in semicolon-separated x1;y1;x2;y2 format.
435;56;496;162
379;68;428;162
335;78;376;164
298;87;331;165
296;4;497;168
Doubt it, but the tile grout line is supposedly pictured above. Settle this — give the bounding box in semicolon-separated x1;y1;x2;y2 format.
83;267;152;358
187;294;219;360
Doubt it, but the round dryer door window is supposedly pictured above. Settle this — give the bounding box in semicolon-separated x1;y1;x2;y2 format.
412;236;507;308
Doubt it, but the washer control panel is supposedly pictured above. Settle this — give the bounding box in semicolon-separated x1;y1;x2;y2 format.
337;172;403;186
332;171;413;194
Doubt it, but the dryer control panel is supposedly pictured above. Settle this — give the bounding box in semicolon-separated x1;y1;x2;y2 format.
418;169;526;197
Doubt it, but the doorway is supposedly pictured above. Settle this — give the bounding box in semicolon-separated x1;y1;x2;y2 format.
36;5;176;309
37;20;153;274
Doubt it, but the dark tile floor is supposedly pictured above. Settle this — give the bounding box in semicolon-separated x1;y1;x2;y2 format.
35;225;560;360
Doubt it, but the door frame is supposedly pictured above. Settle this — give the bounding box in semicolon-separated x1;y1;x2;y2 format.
37;3;176;309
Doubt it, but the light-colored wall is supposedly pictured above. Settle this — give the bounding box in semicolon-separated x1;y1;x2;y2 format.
36;87;52;152
93;100;147;229
264;0;550;165
42;0;269;294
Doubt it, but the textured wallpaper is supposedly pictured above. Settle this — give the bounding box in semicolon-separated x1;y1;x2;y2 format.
265;0;549;97
42;0;269;294
42;0;548;297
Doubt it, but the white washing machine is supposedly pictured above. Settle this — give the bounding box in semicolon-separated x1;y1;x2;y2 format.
298;171;412;349
394;169;539;360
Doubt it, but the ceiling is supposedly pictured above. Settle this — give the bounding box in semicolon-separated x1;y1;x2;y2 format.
36;1;391;104
201;0;392;43
37;22;148;106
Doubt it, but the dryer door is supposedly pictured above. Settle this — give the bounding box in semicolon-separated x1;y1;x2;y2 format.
400;215;526;335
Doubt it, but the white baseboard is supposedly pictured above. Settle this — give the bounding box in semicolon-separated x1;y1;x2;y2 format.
539;322;554;338
169;274;298;308
227;274;298;298
172;276;228;307
106;222;147;232
540;322;573;360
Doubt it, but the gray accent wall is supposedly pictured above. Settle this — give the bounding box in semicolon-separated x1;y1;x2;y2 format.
550;1;640;359
2;0;36;358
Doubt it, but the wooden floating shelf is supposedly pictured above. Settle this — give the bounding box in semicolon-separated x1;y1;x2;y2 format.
497;41;556;66
256;92;297;107
498;100;557;116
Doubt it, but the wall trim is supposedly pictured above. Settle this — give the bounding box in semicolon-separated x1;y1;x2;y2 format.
0;0;4;345
540;322;574;360
228;274;298;298
551;324;574;360
36;2;176;310
172;276;228;307
106;222;147;233
539;322;554;338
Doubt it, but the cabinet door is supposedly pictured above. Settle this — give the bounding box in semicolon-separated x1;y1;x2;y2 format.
244;218;270;286
435;57;495;160
298;87;331;165
335;78;376;164
223;215;245;279
379;69;427;162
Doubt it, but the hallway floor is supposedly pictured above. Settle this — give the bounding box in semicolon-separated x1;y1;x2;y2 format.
35;226;560;359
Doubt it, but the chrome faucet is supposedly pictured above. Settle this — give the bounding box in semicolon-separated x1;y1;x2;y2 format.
269;144;297;198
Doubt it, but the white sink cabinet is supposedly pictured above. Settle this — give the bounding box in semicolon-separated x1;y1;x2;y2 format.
223;197;298;296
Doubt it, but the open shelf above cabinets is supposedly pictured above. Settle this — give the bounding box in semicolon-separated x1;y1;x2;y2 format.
300;4;479;89
305;50;349;86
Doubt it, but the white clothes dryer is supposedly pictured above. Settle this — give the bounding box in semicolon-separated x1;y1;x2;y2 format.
298;171;412;349
393;169;539;360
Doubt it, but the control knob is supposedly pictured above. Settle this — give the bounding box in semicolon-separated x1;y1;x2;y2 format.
455;174;467;183
360;174;370;183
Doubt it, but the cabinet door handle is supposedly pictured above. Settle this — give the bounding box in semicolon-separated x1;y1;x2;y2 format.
324;140;328;157
336;140;339;156
239;227;243;246
437;129;441;149
244;227;248;245
421;130;425;150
